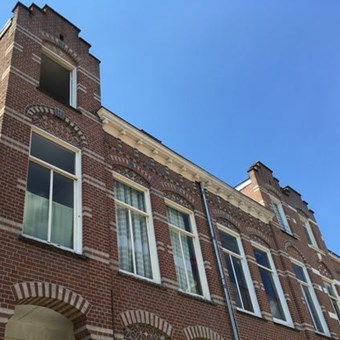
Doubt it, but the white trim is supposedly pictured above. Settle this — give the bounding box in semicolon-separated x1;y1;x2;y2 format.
235;179;251;191
218;224;261;317
113;172;161;284
271;198;291;234
291;258;330;336
23;128;82;253
252;242;294;327
166;200;210;300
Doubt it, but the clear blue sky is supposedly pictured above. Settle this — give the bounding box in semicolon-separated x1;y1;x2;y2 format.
1;1;340;254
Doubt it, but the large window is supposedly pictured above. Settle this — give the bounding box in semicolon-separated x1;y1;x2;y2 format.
39;49;77;107
253;246;293;325
324;281;340;321
219;227;259;315
272;201;291;233
292;262;329;335
114;176;159;282
167;202;209;298
23;130;81;252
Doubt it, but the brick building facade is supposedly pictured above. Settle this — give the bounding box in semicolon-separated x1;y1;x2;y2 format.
0;3;339;339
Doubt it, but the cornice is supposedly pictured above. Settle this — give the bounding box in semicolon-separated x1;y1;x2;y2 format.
97;108;274;224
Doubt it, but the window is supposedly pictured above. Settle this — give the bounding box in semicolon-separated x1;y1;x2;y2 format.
114;176;160;282
219;227;259;314
304;221;318;248
253;246;293;325
23;130;81;252
272;201;291;233
292;262;329;335
167;202;209;298
39;50;77;107
324;281;340;321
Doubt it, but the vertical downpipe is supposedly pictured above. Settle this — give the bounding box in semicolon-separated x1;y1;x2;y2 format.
199;182;240;340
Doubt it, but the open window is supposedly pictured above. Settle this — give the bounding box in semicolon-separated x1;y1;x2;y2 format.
39;49;77;107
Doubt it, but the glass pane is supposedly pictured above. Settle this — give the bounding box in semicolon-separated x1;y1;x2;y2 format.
31;132;75;174
51;173;74;248
131;211;152;279
115;181;145;211
233;257;254;312
23;162;50;241
259;268;286;320
219;232;240;254
254;248;271;269
171;230;187;291
40;54;70;105
225;254;242;309
117;206;133;273
302;286;324;333
181;234;202;294
293;264;306;283
304;227;313;245
167;207;191;232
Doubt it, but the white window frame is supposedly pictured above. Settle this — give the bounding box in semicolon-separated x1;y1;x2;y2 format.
218;224;260;316
271;198;291;234
252;243;293;327
291;259;330;336
41;47;77;108
323;279;340;322
166;198;210;300
113;172;160;284
304;220;318;249
23;127;82;253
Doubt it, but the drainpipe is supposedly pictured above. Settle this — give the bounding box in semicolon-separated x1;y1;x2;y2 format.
199;182;240;340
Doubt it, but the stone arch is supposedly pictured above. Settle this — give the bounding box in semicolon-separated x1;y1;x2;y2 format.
183;326;224;340
284;241;306;262
120;310;173;338
12;282;91;321
25;104;88;147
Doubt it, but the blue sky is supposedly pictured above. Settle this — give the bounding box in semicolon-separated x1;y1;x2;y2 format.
1;1;340;254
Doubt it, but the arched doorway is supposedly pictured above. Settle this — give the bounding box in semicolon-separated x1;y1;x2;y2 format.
5;305;75;340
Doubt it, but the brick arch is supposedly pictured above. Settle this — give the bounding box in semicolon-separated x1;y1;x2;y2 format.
285;241;306;262
120;310;173;337
41;31;81;64
12;282;91;321
249;234;271;249
183;326;224;340
215;217;241;234
160;181;196;208
25;104;88;147
112;165;150;188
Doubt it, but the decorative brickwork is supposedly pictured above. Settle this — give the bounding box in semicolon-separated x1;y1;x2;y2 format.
183;326;224;340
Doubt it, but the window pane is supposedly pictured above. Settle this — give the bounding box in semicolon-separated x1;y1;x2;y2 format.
23;162;50;240
117;206;134;273
167;207;191;232
40;54;70;105
304;227;313;245
219;232;240;254
225;254;253;312
170;230;187;291
51;173;74;248
131;211;152;279
259;267;286;320
181;233;202;294
293;264;306;283
302;286;324;333
115;181;145;211
254;248;271;269
31;133;75;174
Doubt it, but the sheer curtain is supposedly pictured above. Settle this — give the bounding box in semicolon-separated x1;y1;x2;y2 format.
116;181;152;278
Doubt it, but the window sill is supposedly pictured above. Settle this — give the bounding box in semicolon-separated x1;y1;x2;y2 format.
36;87;82;115
236;308;262;319
18;234;88;260
273;319;296;330
117;270;165;290
177;290;214;305
280;229;297;239
307;244;325;255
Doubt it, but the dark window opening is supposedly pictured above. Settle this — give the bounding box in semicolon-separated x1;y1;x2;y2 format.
40;54;70;105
